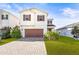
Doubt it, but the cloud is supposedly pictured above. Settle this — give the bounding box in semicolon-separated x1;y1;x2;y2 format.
20;3;48;9
0;4;22;17
0;3;23;12
10;4;23;11
0;3;49;12
62;8;79;19
0;3;12;9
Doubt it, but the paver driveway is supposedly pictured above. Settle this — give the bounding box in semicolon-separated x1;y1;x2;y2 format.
0;41;47;55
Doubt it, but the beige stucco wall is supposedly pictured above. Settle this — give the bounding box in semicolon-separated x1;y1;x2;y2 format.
20;9;48;37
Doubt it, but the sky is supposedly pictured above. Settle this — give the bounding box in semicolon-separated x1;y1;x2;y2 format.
0;3;79;29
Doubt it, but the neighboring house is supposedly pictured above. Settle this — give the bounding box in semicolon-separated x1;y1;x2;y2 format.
47;18;55;32
0;9;19;29
0;8;55;38
57;27;73;37
56;22;79;37
19;8;55;38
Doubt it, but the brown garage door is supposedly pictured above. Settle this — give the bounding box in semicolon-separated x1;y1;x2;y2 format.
25;29;43;37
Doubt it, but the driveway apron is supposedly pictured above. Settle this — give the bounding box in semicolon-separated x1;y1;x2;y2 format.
0;41;47;55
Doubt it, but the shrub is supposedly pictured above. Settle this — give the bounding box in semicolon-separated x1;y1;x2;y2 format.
45;31;60;40
10;26;21;38
71;26;79;38
53;32;60;40
44;35;49;41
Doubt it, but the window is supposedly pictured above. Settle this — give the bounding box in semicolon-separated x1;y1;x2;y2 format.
37;15;45;21
1;14;8;20
1;15;4;20
23;15;31;21
6;15;8;19
48;21;52;24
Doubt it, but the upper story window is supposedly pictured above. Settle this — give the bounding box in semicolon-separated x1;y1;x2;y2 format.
23;15;31;21
37;15;45;21
1;14;8;20
48;20;52;25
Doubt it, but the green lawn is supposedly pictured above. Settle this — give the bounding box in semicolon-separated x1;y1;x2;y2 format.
0;38;17;46
45;36;79;55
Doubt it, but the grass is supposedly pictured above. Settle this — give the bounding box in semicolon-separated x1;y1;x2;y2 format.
0;38;17;46
45;36;79;55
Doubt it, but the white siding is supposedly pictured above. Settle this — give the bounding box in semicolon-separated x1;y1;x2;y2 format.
0;10;19;28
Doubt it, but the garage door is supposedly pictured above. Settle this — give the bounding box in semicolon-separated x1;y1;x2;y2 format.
25;29;43;37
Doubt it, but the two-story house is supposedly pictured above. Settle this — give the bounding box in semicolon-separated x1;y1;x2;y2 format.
19;8;48;38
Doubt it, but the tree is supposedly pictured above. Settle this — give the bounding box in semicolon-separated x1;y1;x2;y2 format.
10;26;21;38
71;26;79;38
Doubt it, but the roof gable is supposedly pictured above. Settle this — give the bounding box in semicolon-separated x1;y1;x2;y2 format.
19;8;48;15
0;9;19;19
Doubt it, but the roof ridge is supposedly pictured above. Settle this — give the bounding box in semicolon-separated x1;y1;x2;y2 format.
19;8;48;15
